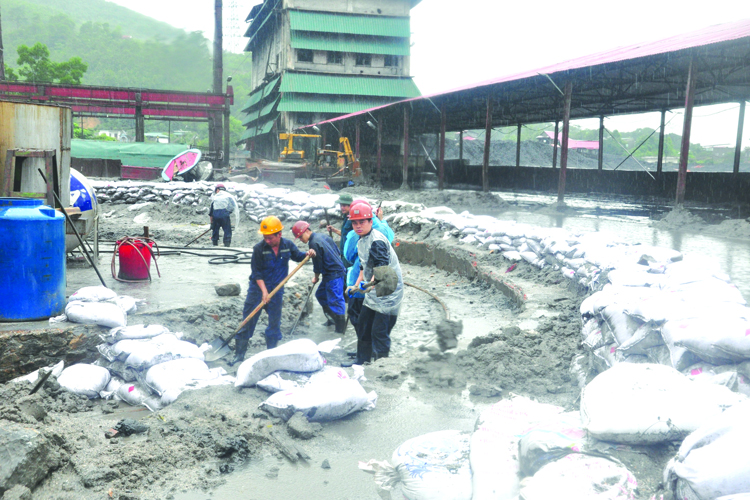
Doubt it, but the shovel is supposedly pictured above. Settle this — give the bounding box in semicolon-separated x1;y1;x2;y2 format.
289;282;317;337
204;254;311;362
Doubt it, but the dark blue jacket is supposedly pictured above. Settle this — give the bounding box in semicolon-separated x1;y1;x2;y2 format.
308;232;346;281
339;216;353;266
250;237;307;287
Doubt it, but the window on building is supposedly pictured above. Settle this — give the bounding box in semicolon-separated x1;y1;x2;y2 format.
296;113;314;125
297;49;313;63
327;51;343;64
355;53;372;67
384;55;399;67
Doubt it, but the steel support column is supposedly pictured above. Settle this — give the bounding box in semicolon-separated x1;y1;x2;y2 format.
557;82;573;203
459;130;463;163
733;100;746;175
516;123;522;167
483;95;493;192
657;110;666;174
376;118;382;183
439;102;446;190
597;116;604;171
676;58;697;206
401;106;410;189
552;120;559;169
355;120;360;161
135;93;144;142
223;96;230;168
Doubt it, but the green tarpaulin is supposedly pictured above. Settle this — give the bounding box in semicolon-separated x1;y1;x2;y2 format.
71;140;189;168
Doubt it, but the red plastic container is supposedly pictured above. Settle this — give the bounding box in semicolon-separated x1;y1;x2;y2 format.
117;239;154;280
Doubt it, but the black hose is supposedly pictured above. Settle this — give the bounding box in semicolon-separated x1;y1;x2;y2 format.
97;241;253;264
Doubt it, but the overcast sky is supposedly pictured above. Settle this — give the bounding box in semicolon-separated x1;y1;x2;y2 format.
108;0;750;147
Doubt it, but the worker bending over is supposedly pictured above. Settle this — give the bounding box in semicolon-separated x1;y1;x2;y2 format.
231;216;315;365
209;184;237;247
292;221;347;334
347;202;403;365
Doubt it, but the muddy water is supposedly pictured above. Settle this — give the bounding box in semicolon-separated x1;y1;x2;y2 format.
482;191;750;300
176;267;511;500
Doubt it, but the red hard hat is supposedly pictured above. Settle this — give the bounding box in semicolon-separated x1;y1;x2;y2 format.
215;183;226;190
349;202;373;221
292;220;310;239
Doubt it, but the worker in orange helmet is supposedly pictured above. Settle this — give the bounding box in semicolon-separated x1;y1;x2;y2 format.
231;216;315;365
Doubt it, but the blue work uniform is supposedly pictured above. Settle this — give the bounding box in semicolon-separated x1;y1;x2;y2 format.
237;237;307;343
209;190;236;246
339;216;353;267
308;232;347;316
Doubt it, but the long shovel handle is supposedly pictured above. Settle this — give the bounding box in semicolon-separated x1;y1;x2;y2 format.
185;227;212;247
235;254;311;334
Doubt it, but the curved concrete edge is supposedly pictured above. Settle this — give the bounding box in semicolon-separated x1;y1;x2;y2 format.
394;239;526;310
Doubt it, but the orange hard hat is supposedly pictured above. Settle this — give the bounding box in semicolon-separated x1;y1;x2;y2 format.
349;202;373;221
291;220;310;239
259;216;283;235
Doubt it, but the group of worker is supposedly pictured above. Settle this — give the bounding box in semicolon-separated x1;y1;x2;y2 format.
226;191;404;368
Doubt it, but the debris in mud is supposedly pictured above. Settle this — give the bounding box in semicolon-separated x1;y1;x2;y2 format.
113;418;149;437
214;283;241;297
287;413;322;440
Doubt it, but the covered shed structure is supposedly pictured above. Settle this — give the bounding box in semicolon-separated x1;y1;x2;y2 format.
300;19;750;204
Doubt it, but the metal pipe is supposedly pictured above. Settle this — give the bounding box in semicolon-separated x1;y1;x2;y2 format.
516;123;522;167
676;58;697;206
557;81;573;203
439;102;446;190
598;116;604;171
733;100;746;175
483;95;492;192
552;120;559;169
657;110;666;174
459;130;463;164
401;106;410;189
376;118;382;183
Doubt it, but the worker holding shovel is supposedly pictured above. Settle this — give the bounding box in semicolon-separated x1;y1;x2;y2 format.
230;216;315;365
344;202;403;366
292;221;347;334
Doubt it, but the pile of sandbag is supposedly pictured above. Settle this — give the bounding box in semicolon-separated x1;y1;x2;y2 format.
237;339;377;422
59;285;138;328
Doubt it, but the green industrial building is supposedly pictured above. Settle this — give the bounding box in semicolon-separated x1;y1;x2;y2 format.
240;0;421;158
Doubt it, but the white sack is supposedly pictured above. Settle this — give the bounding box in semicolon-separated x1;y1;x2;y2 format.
116;381;160;409
65;301;127;328
668;318;750;365
519;454;637;500
259;378;375;422
68;285;117;303
115;295;137;314
256;366;349;393
517;411;587;477
101;324;171;343
235;339;324;388
581;363;747;444
57;363;111;398
683;362;750;397
143;357;212;395
125;334;205;369
471;395;564;500
10;360;64;385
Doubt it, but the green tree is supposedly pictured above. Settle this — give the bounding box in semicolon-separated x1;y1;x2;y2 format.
15;42;88;84
4;65;19;81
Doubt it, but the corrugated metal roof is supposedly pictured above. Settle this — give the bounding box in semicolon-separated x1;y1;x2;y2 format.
288;10;410;37
71;139;187;168
278;93;393;114
290;31;410;56
280;72;420;98
240;116;277;141
242;98;279;126
241;75;281;113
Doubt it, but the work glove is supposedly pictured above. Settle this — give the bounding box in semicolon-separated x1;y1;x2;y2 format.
345;285;360;297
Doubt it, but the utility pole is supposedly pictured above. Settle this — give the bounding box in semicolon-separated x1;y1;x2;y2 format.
212;0;227;167
0;8;6;81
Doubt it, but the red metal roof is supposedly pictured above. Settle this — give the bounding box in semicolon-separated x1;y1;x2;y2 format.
543;131;599;150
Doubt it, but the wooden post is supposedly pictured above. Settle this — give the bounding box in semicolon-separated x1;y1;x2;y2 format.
135;93;144;142
552;120;559;169
401;106;410;189
459;130;463;163
733;100;746;175
675;58;697;206
597;116;604;171
483;95;492;192
657;110;666;174
516;123;522;167
439;102;446;190
557;81;573;203
355;120;361;161
376;118;382;183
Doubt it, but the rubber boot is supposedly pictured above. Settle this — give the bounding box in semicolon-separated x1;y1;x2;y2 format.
321;306;335;326
229;338;249;366
224;240;231;247
333;314;347;335
212;240;219;247
373;350;389;361
265;336;279;349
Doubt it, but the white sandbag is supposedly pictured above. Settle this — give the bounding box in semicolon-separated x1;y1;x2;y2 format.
519;454;637;500
65;301;127;328
92;358;138;382
114;295;137;314
97;336;163;362
101;324;171;343
665;400;750;500
471;395;564;500
259;378;375;422
607;266;661;287
591;343;619;372
116;381;159;409
517;411;587;477
125;334;205;369
160;375;235;406
57;363;111;398
683;362;750;397
143;357;212;395
661;278;746;305
363;430;472;500
616;323;664;356
581;363;747;444
660;321;703;371
100;376;125;399
668;318;750;365
256;366;349;393
235;339;324;388
520;251;540;265
68;285;117;303
10;360;64;384
502;251;521;261
600;304;643;346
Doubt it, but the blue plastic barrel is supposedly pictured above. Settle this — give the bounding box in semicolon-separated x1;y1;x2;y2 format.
0;198;66;321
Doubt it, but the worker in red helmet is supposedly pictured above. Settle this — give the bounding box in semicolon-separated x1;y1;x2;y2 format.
209;184;237;247
344;201;403;365
292;220;347;334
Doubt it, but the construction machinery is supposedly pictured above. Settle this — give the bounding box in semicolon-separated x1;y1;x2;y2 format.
311;137;361;190
278;133;320;163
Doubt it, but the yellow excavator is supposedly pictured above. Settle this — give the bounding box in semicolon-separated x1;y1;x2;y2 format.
278;133;320;163
312;137;361;189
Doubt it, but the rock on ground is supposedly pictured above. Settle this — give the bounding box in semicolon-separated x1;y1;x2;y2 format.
0;424;58;494
215;283;241;297
287;413;322;440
